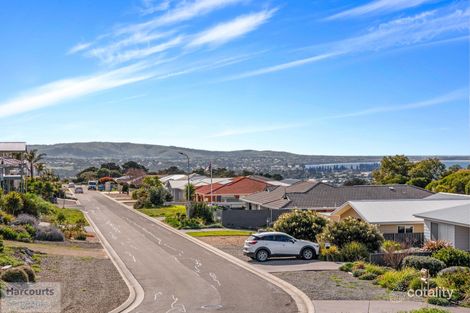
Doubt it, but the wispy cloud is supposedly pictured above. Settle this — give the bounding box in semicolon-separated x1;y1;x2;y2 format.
139;0;173;15
68;42;93;55
209;123;304;138
0;63;154;118
229;5;469;80
326;88;468;119
187;9;276;48
325;0;436;20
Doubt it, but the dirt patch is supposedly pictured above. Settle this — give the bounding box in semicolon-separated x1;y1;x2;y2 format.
196;235;250;260
38;255;129;313
5;241;107;259
274;271;421;302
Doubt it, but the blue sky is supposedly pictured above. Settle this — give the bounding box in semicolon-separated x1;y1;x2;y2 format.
1;0;469;155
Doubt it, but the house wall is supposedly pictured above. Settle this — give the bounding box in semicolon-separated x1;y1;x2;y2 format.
378;224;424;234
454;225;470;251
340;207;361;219
423;220;431;241
438;223;455;244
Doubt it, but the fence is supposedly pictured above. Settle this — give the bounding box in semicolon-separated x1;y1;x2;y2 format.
369;251;432;266
383;233;424;247
221;209;292;230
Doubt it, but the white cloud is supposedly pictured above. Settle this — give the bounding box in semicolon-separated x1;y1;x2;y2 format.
187;9;276;48
326;0;436;20
140;0;173;15
68;42;93;54
0;63;153;118
229;5;470;80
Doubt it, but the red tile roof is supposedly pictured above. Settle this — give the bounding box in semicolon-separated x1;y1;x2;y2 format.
195;176;270;196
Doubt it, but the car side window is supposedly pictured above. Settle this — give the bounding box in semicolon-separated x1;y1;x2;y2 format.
260;235;274;241
275;235;290;242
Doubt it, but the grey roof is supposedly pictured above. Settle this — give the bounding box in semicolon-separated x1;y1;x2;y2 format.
414;203;470;227
425;192;470;200
0;142;27;153
242;181;434;209
280;178;301;185
333;199;470;224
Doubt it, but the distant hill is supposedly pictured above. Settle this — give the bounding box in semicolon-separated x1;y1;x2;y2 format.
29;142;469;178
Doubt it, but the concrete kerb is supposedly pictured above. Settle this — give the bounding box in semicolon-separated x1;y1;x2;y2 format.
81;204;145;313
101;192;315;313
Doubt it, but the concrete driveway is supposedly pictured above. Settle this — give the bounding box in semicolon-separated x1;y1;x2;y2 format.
249;258;342;273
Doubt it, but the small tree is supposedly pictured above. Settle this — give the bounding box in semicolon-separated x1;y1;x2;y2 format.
273;210;328;242
184;183;195;201
3;192;24;215
322;217;384;252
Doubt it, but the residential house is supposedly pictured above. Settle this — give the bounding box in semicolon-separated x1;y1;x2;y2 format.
195;176;272;208
414;203;470;250
0;142;28;193
241;181;433;212
163;174;232;202
331;199;470;246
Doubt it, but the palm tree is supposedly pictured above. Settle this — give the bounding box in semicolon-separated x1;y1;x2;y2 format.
25;149;46;178
35;163;46;177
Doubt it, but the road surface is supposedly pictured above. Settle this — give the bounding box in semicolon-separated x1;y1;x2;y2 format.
76;190;297;313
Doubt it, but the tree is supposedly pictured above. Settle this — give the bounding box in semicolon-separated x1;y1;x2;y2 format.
271;174;284;181
426;170;470;194
158;166;184;175
407;158;445;187
100;162;121;171
34;163;46;177
96;168;111;178
372;155;412;184
122;161;148;172
273;210;328;242
443;164;462;177
184;183;196;201
2;192;24;215
25;149;46;178
343;178;368;186
142;176;162;188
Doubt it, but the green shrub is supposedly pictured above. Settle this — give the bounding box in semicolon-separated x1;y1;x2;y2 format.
1;268;28;282
0;211;14;224
16;231;32;242
423;240;451;253
190;202;214;224
75;232;87;241
353;269;366;277
359;272;378;280
402;256;446;276
24;224;37;237
17;265;35;282
0;236;3;253
322;217;384;252
0;226;18;240
339;262;353;272
341;241;369;261
273;209;327;242
377;267;420;291
437;266;469;276
433;247;470;267
352;261;366;270
180;218;203;229
427;297;451;306
2;192;24;215
34;226;64;241
435;268;470;302
320;244;342;261
408;277;437;290
364;263;389;275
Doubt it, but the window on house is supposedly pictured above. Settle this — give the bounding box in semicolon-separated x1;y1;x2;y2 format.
398;225;413;234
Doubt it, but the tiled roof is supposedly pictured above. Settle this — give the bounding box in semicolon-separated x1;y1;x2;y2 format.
242;181;434;209
196;176;270;196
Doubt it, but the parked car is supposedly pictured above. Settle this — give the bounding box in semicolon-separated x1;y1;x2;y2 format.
87;181;97;190
68;182;75;188
74;187;84;194
243;231;320;262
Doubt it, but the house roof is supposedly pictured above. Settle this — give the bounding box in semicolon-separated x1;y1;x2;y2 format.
414;203;470;228
196;176;271;196
425;192;470;200
160;174;188;183
241;181;434;210
332;199;470;224
0;142;27;153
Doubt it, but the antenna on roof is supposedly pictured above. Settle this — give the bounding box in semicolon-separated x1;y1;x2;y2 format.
389;186;395;191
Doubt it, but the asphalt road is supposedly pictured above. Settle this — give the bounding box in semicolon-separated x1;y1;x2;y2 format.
76;190;297;313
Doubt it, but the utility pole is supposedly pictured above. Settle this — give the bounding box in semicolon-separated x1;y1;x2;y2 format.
178;151;190;203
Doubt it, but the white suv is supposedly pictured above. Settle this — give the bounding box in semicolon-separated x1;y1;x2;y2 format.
243;232;320;262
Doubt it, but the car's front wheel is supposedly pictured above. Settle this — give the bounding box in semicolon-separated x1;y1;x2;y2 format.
255;249;269;262
301;247;316;260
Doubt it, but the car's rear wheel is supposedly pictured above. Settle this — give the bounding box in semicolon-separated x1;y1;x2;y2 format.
301;247;316;260
255;249;269;262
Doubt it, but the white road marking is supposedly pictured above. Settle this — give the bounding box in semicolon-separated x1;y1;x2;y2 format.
166;295;186;313
154;291;162;301
209;272;221;287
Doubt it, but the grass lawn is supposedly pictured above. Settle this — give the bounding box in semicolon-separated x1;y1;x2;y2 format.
187;230;253;237
137;205;186;218
45;206;89;225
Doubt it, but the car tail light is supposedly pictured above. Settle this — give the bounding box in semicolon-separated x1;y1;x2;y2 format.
246;240;257;245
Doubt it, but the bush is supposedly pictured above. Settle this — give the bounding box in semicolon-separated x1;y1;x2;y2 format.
190;203;213;224
423;240;451;253
359;272;377;280
2;192;24;215
0;211;14;224
75;232;87;240
427;297;451;306
352;261;366;270
17;265;36;282
364;263;390;276
0;236;3;253
437;266;470;276
339;262;353;272
0;226;19;240
353;269;366;277
381;240;401;252
1;268;29;282
341;241;369;261
408;277;437;290
12;214;38;226
273;210;327;242
35;226;64;241
402;256;446;276
320;244;342;261
432;247;470;267
377;267;420;291
322;217;384;252
435;268;470;302
16;231;32;242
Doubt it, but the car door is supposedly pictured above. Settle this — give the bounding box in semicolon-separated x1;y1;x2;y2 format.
275;235;299;255
260;235;279;254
